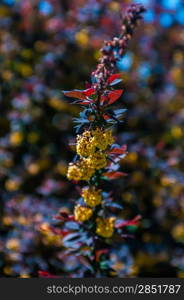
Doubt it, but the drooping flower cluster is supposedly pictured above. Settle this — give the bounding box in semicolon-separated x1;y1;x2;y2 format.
67;128;114;181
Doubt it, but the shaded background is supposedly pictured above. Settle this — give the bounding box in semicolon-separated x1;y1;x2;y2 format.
0;0;184;277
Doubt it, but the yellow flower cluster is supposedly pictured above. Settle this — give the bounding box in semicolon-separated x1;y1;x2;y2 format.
67;128;114;182
82;186;102;207
96;217;115;238
76;131;95;157
76;128;114;156
67;159;95;181
74;205;93;222
87;151;107;170
92;128;115;151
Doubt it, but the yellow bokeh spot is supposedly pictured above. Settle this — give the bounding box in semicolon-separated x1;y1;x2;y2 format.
10;131;23;146
16;63;33;77
2;70;13;81
161;176;176;186
27;163;40;175
75;30;89;48
153;196;162;207
34;40;47;52
172;223;184;242
109;1;120;12
56;161;67;176
0;6;9;17
2;216;13;226
21;49;33;59
171;126;183;139
173;51;183;64
127;152;138;162
17;216;28;226
48;97;68;111
170;67;182;84
122;192;133;203
178;271;184;278
20;274;30;278
6;238;20;251
3;266;13;276
94;50;101;60
5;179;20;191
3;158;13;168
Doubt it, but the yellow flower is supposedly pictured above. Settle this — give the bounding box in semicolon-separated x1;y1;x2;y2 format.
76;131;96;157
96;217;115;238
87;151;107;169
82;186;102;207
67;159;95;181
67;162;83;181
92;128;114;150
103;129;115;146
74;205;93;222
80;159;96;180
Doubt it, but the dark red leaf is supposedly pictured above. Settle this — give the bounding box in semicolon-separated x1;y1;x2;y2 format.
100;95;108;104
103;171;127;179
83;88;95;97
115;215;141;228
76;100;92;105
63;90;87;100
108;89;123;105
55;211;75;221
103;114;111;120
109;145;127;155
51;228;70;237
107;73;121;84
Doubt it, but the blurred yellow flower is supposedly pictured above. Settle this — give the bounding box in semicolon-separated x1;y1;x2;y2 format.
172;223;184;242
56;161;68;176
5;178;20;191
10;131;23;146
27;163;40;175
109;1;120;12
6;238;20;251
2;70;13;81
171;126;183;139
16;63;33;77
48;97;68;111
2;216;13;226
3;266;13;276
75;29;89;48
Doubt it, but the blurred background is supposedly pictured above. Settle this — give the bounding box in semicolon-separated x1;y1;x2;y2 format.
0;0;184;277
